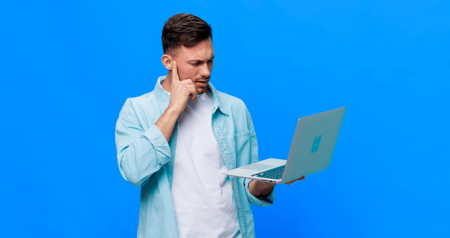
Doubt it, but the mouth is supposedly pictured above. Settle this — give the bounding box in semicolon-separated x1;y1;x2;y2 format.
195;79;209;87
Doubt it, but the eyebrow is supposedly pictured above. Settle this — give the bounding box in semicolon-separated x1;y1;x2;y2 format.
188;55;215;63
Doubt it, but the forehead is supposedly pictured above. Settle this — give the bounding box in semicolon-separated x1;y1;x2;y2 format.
177;38;214;60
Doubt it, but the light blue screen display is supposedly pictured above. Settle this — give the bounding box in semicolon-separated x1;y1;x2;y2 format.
1;1;449;237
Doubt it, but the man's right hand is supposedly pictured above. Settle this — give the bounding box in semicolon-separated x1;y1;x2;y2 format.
155;60;198;142
168;60;198;114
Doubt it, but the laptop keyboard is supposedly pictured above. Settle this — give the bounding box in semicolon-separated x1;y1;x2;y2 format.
252;165;285;180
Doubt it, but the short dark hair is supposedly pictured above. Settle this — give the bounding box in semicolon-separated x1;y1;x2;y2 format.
162;13;212;57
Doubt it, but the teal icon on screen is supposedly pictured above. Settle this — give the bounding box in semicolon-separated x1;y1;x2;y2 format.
311;135;322;153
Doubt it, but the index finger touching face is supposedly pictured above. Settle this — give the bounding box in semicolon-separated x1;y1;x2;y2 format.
172;60;180;82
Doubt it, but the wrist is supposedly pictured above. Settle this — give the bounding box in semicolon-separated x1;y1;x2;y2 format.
166;105;182;116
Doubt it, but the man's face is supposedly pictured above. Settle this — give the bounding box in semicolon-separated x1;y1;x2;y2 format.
174;37;214;94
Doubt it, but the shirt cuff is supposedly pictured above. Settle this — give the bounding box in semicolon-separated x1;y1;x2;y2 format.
244;178;275;207
142;124;171;165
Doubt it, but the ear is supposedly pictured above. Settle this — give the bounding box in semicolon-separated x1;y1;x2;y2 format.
161;54;174;70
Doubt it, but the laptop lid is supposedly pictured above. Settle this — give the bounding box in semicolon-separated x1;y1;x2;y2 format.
280;107;346;183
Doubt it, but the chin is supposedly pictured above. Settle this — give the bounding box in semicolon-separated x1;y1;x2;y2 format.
197;87;208;95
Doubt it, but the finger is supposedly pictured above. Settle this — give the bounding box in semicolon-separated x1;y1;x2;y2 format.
286;176;305;185
183;79;198;101
190;87;198;101
172;60;180;83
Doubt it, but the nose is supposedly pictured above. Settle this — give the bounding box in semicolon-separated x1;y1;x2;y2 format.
199;62;211;79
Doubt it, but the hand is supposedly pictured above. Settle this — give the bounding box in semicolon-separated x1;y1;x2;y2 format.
167;60;198;114
248;180;276;197
249;176;306;197
285;176;306;185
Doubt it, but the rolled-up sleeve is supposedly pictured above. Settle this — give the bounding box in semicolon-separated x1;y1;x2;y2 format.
115;99;171;186
142;125;171;164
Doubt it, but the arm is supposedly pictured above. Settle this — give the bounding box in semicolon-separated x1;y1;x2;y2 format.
115;60;197;186
240;105;276;206
156;59;197;141
154;107;180;142
115;100;172;186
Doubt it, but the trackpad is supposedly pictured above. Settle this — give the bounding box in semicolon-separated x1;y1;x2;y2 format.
242;164;274;171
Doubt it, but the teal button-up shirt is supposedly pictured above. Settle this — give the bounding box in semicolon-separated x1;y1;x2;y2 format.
115;76;275;238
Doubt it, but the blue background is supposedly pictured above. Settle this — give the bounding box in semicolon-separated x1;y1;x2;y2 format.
1;0;449;237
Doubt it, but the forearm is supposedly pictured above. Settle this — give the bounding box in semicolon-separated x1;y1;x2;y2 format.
248;180;276;198
154;106;180;142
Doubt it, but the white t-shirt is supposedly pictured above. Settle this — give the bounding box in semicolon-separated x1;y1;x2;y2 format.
169;89;241;238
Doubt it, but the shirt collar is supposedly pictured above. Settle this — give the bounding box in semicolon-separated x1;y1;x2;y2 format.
154;76;228;116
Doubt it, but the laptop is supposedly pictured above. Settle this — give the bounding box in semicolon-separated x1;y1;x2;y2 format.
222;106;346;184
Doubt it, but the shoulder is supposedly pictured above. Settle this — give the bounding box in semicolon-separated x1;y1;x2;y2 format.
214;90;256;133
215;90;248;113
215;90;254;129
119;91;158;116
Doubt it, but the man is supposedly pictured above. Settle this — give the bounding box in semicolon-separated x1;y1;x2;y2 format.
115;13;304;238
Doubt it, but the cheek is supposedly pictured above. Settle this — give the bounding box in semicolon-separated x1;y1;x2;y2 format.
179;67;197;80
